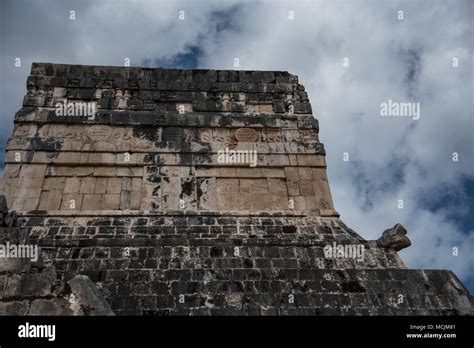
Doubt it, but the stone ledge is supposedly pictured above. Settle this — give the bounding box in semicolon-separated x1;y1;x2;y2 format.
14;109;318;128
4;148;327;159
19;210;313;217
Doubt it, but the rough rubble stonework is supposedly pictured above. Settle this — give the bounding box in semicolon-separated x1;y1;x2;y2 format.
0;62;472;315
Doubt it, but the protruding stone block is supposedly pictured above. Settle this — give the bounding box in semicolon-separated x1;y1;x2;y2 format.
68;275;114;316
377;223;411;251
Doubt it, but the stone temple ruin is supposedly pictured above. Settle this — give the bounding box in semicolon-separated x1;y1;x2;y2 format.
0;63;472;315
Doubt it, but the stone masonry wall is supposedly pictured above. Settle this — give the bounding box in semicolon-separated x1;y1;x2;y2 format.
1;63;335;216
0;63;472;315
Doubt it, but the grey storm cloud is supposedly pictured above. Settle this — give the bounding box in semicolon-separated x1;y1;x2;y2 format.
0;0;473;289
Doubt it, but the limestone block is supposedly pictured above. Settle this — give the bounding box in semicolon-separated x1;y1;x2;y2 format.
0;178;19;208
95;178;108;194
100;194;120;210
376;224;411;251
2;164;21;178
286;181;300;196
82;194;102;211
312;168;334;210
140;197;150;210
218;193;240;211
142;183;158;198
116;167;143;177
38;190;62;210
239;192;254;211
64;177;81;193
284;142;300;154
268;143;286;153
253;193;270;211
284;167;299;181
213;128;230;144
220;168;236;177
130;178;142;210
299;128;317;142
22;197;40;211
88;153;102;164
5;150;26;163
267;155;290;167
159;153;178;166
18;177;44;189
106;178;122;194
239;179;254;193
161;177;180;194
235;168;262;177
159;166;183;177
80;177;97;194
15;124;38;138
161;194;179;210
270;192;289;210
56;152;81;164
59;194;82;210
101;153;116;165
15;187;41;198
47;124;66;138
116;152;137;165
282;129;300;142
43;177;65;191
252;179;268;193
268;178;287;193
195;177;215;210
253;143;270;154
121;177;132;191
195;167;221;177
299;181;314;196
49;166;74;176
11;196;23;211
262;168;285;178
245;103;259;114
120;179;132;210
264;129;282;142
94;167;117;176
305;196;319;211
217;179;239;193
73;167;95;176
293;196;306;211
68;275;114;316
19;165;47;178
298;168;313;181
297;154;326;167
78;153;89;164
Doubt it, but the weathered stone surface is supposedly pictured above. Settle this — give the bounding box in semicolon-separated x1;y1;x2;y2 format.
0;300;29;315
3;267;56;298
0;257;30;273
377;223;411;251
0;63;471;316
0;195;7;214
68;275;114;316
28;298;73;315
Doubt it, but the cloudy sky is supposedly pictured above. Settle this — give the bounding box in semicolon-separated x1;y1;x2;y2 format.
0;0;473;292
